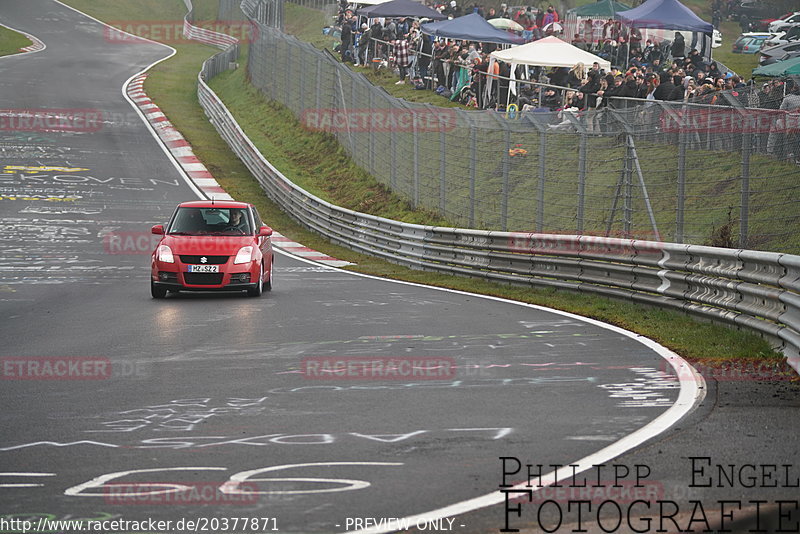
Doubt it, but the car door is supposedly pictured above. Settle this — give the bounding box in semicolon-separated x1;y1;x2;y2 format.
251;206;272;265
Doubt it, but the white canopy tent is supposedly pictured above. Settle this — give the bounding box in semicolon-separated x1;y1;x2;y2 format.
487;36;611;109
490;36;611;70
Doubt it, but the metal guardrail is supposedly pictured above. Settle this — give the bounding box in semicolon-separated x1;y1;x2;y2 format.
184;1;800;372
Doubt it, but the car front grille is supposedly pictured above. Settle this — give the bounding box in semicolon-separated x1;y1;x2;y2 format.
180;255;229;265
183;272;224;285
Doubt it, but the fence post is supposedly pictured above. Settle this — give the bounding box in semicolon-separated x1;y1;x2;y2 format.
315;55;322;113
741;128;751;249
468;115;477;228
285;41;293;110
391;113;398;191
722;93;752;249
299;45;307;114
412;103;419;208
577;133;587;234
677;127;686;244
368;90;375;175
439;107;446;217
537;129;546;233
624;138;633;237
502;121;510;232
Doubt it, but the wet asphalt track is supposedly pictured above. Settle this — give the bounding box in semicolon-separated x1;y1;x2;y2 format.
0;1;700;532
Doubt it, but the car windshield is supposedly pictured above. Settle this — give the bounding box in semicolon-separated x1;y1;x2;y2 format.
168;207;252;235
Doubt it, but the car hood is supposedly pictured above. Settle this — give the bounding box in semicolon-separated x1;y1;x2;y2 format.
159;235;254;255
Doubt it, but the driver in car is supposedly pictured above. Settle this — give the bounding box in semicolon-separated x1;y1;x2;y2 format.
226;209;248;233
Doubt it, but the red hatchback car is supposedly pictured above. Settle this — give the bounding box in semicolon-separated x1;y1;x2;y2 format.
150;201;274;298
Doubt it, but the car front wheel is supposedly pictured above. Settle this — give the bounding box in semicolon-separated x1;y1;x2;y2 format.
247;263;263;297
264;258;273;292
151;280;167;299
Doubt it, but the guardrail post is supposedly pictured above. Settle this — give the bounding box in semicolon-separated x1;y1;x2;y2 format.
577;133;587;234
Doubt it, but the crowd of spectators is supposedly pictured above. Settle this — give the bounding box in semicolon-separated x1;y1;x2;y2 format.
332;0;798;119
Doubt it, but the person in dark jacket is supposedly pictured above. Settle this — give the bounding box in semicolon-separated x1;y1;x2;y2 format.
549;67;569;88
652;72;674;100
671;31;685;60
418;33;432;88
340;16;353;62
667;75;689;101
579;70;601;108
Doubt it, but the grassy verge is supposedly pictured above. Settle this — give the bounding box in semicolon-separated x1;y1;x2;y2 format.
0;25;33;57
59;0;787;367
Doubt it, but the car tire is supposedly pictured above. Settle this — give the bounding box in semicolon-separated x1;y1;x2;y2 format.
264;258;273;292
247;263;263;297
151;280;167;299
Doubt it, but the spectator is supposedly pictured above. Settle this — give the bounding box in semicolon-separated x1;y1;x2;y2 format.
546;66;567;87
566;62;586;88
499;3;511;18
418;32;433;88
356;23;370;66
392;36;411;84
572;33;588;51
579;70;601;108
683;78;697;102
542;5;558;27
541;88;562;110
653;72;674;100
641;39;655;63
340;15;354;63
645;74;659;102
688;48;703;67
671;31;685;60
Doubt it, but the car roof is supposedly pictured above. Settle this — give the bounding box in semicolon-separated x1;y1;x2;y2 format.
178;200;251;209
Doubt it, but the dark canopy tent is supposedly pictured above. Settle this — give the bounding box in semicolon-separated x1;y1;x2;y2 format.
616;0;712;32
568;0;631;18
358;0;447;19
616;0;713;58
421;13;525;45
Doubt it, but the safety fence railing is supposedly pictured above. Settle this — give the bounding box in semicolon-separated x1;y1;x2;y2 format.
182;0;241;80
179;0;800;371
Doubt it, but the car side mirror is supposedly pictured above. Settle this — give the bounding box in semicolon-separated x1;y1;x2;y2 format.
151;224;165;235
259;226;273;237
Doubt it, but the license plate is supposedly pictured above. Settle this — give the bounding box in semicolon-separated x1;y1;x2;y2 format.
187;265;219;273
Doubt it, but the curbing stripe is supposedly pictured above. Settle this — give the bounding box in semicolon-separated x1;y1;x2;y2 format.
125;73;354;268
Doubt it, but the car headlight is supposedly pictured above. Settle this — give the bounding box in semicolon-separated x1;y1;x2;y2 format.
157;244;174;263
234;246;254;265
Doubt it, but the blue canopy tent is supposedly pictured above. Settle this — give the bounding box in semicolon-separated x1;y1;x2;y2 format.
421;13;525;45
616;0;713;59
358;0;447;20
